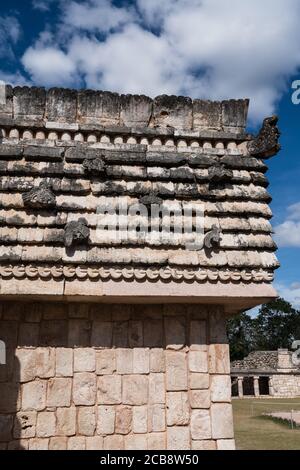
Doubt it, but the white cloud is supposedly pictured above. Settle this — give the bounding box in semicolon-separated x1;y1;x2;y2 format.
274;202;300;247
275;282;300;309
20;0;300;123
0;16;21;59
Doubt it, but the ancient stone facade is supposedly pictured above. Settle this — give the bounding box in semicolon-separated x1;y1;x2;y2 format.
231;349;300;398
0;86;280;450
0;302;236;450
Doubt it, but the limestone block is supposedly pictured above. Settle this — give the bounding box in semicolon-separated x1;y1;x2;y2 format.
18;323;39;348
190;410;211;440
15;349;37;383
56;407;76;436
190;390;211;409
144;319;163;347
166;392;189;426
222;99;249;132
113;321;129;348
98;375;122;404
190;373;209;390
209;311;227;344
208;344;230;374
104;435;124;450
192;440;216;450
149;373;165;404
47;377;72;407
29;438;49;450
211;375;232;402
149;404;166;432
14;411;37;439
167;427;190;450
188;350;208;373
147;432;166;450
125;434;147;450
166;351;188;391
40;320;68;347
56;348;73;377
192;100;221;131
78;407;96;436
22;380;46;411
116;349;133;374
122;375;148;405
165;317;186;350
97;406;115;435
0;84;13;116
68;319;91;347
77;90;120;126
49;437;67;450
152;95;192;130
211;403;234;439
115;406;132;435
73;372;96;406
46;88;77;122
132;406;147;434
86;436;104;450
36;411;56;438
13;86;46;120
96;350;116;375
217;439;236;450
150;349;165;373
120;94;152;127
67;436;86;450
133;348;150;374
74;348;96;372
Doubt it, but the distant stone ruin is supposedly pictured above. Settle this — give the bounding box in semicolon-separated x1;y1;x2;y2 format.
0;85;280;450
231;349;300;398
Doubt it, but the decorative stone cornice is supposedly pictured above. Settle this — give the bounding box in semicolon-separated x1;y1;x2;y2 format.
247;115;281;159
0;264;274;283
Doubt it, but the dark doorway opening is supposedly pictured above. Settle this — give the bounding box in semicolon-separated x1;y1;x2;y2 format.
243;376;254;396
231;377;238;397
259;376;270;395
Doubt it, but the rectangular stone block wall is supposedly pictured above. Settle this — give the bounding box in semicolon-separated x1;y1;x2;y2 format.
272;374;300;398
0;301;235;450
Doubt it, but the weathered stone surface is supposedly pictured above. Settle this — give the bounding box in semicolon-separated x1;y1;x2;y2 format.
0;415;13;441
97;406;115;435
73;373;96;405
152;95;192;129
116;349;133;374
150;349;165;373
22;381;46;411
64;218;90;247
56;407;76;436
193;100;221;131
125;434;147;450
98;375;122;404
167;427;190;450
190;390;211;409
188;350;208;373
190;373;210;390
78;407;96;436
148;432;166;450
149;404;166;432
68;436;86;450
192;440;216;450
96;350;116;375
74;348;96;372
104;435;124;450
36;412;56;438
133;348;150;374
22;181;56;209
166;392;189;426
165;317;186;350
47;377;72;407
56;348;73;377
46;88;77;122
14;411;37;439
13;86;46;120
149;373;165;404
49;436;67;450
191;410;211;440
132;406;148;434
217;439;235;450
115;406;132;435
210;375;231;402
122;375;148;405
86;436;103;450
120;94;152;127
209;344;230;374
211;403;234;439
248;115;280;159
29;438;49;450
166;351;188;391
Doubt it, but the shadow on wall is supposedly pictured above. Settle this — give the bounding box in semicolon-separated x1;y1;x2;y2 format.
0;303;23;450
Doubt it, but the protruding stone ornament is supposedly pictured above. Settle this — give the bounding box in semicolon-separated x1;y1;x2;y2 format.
64;218;90;247
83;157;106;175
22;180;56;208
208;162;233;184
247;115;281;159
204;225;222;249
139;192;163;208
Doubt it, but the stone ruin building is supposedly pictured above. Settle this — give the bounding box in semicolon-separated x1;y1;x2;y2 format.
0;85;280;450
231;349;300;398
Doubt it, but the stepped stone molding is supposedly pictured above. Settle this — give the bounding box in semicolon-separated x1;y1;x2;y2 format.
0;264;274;283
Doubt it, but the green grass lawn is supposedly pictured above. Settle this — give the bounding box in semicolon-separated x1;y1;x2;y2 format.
232;398;300;450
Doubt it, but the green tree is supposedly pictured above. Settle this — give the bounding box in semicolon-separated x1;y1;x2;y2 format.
227;311;255;361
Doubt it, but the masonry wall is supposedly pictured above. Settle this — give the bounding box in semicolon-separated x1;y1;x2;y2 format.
271;374;300;398
0;301;235;451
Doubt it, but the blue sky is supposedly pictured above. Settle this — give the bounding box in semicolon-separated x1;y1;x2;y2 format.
1;0;300;306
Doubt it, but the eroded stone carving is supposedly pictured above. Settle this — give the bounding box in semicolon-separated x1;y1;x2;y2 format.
83;157;106;175
208;163;233;184
204;226;222;249
247;115;281;159
22;180;56;208
139;193;163;207
64;218;90;247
